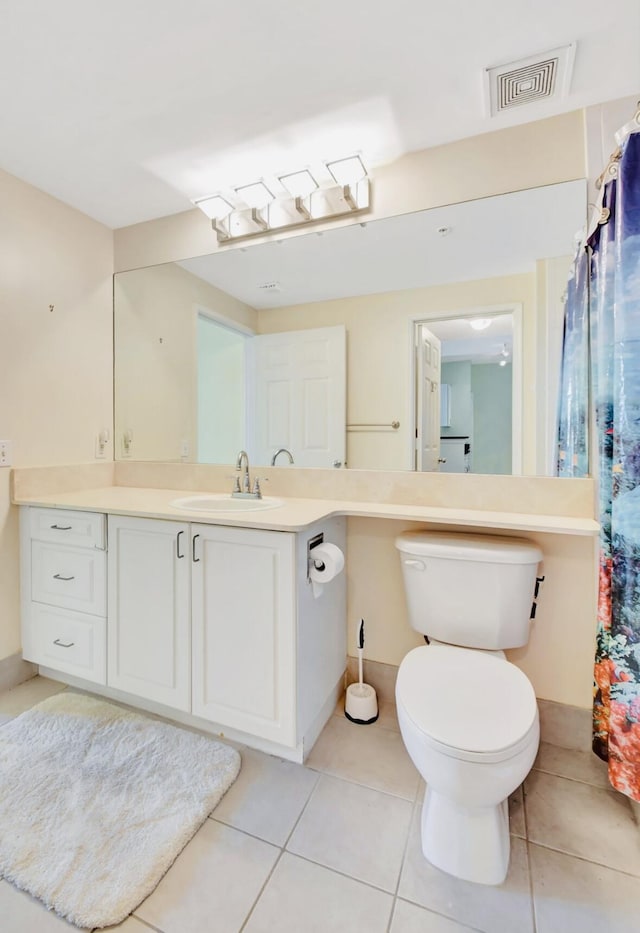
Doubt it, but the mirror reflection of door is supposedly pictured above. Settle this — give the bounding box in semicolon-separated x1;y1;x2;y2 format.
413;311;517;475
197;312;250;463
252;324;346;468
416;325;441;471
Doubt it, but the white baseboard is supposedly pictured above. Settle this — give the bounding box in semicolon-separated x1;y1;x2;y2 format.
0;654;37;693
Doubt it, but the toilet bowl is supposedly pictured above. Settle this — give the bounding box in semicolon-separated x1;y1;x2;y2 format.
396;644;539;885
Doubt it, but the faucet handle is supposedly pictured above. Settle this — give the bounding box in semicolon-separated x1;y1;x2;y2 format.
252;477;268;497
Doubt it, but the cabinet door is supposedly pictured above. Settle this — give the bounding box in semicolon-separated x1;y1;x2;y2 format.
192;524;296;746
108;515;190;710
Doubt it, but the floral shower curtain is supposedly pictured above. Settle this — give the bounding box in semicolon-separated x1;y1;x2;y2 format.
558;129;640;798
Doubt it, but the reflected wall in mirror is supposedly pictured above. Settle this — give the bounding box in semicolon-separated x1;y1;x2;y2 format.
114;179;587;475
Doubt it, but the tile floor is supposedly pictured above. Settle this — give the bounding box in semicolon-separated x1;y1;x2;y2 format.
1;679;640;932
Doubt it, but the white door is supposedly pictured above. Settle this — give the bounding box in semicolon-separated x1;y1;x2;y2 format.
107;515;191;710
416;326;442;471
251;325;346;467
191;523;296;746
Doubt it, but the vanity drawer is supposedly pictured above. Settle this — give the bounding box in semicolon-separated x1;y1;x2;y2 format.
23;603;106;684
31;541;106;616
28;508;105;550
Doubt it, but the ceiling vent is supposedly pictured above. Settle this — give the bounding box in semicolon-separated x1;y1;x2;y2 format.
485;44;575;117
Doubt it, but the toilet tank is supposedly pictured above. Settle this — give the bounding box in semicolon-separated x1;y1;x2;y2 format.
396;532;543;650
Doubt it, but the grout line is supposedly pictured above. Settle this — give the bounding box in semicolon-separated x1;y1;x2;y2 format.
303;764;418;803
237;766;322;931
128;916;165;933
385;784;422;933
526;839;640;880
532;763;610;791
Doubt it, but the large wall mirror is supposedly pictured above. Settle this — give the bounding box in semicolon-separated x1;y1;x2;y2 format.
114;179;586;476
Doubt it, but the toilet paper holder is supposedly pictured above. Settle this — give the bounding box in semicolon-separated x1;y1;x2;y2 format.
307;532;324;583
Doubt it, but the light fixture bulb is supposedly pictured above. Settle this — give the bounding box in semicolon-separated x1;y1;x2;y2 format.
470;318;492;331
499;359;508;367
235;181;274;209
326;155;367;186
194;195;233;220
279;169;318;199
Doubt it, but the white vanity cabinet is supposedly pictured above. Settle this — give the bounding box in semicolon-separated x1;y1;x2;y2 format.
20;507;107;683
107;515;191;711
20;505;346;761
191;523;296;746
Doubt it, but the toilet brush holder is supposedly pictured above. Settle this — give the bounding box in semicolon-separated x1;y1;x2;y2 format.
345;681;379;724
345;619;378;725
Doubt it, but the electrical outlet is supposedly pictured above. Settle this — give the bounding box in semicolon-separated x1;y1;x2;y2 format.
180;440;190;459
95;430;109;459
0;440;12;467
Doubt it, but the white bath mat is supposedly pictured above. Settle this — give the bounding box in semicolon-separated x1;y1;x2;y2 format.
0;691;241;928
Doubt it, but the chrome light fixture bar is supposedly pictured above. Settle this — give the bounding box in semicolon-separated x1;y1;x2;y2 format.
194;156;371;244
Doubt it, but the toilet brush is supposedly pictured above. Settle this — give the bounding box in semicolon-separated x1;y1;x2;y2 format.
345;619;379;724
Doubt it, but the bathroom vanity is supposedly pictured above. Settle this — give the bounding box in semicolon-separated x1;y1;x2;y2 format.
19;501;347;762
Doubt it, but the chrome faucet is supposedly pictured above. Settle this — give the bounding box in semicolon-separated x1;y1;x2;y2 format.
232;450;262;498
271;447;294;466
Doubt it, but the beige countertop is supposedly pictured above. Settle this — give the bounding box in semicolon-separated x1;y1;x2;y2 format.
12;485;600;536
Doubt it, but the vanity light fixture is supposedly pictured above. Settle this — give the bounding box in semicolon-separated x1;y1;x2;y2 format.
195;155;370;243
278;169;318;199
470;318;492;331
194;195;234;220
235;181;274;209
326;155;367;186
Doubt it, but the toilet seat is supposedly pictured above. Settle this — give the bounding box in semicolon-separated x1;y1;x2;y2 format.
396;645;538;764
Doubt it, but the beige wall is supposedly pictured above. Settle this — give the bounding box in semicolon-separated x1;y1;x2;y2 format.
257;272;536;472
115;263;256;461
0;168;113;660
113;111;585;272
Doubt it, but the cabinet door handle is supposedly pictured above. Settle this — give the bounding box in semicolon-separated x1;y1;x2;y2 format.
53;574;75;581
176;530;185;559
50;524;72;531
53;638;74;648
192;534;200;562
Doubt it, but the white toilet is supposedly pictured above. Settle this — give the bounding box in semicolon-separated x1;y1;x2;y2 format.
395;531;543;885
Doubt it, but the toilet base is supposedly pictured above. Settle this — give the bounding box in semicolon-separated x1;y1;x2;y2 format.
421;788;510;885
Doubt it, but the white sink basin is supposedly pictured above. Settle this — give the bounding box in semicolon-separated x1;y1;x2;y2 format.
171;494;284;512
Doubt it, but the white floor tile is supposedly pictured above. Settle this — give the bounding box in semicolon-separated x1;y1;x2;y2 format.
0;879;88;932
212;746;318;845
306;714;420;800
244;852;393;933
287;774;413;891
0;677;66;720
398;809;534;933
533;741;611;789
390;898;478;932
134;819;278;933
530;843;640;933
525;770;640;874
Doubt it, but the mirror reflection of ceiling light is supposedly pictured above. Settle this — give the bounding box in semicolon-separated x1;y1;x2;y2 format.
326;155;367;186
499;359;508;367
235;181;274;209
193;195;234;220
499;343;510;365
470;318;492;331
279;169;318;198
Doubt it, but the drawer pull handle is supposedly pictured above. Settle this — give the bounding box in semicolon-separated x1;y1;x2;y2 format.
53;574;75;581
53;639;75;648
50;524;72;531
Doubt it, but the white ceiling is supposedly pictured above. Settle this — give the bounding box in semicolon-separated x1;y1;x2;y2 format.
0;1;637;228
178;180;585;308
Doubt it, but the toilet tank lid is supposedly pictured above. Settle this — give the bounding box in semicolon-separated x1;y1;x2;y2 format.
395;531;542;564
396;645;538;754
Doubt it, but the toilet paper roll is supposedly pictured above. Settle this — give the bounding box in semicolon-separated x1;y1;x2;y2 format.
309;542;345;598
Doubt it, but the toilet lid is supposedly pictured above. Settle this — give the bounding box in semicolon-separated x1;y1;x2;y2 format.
396;645;538;755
